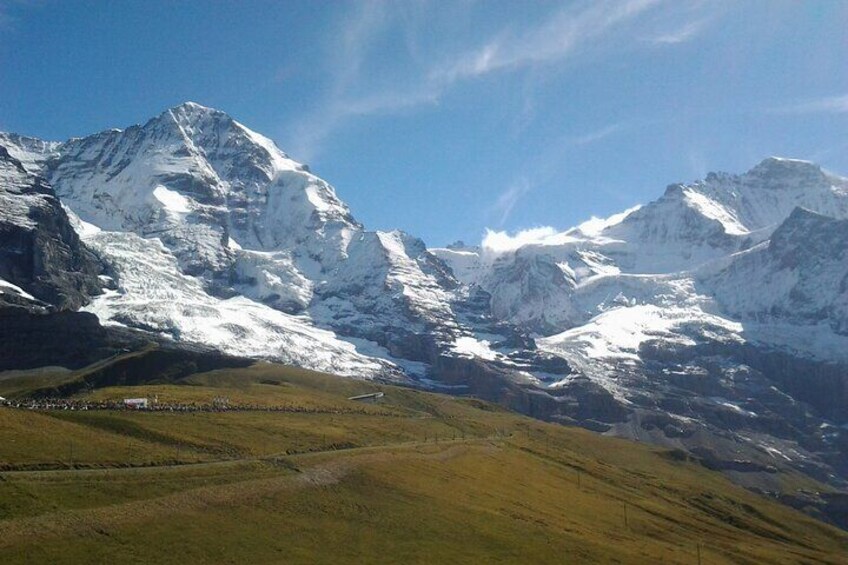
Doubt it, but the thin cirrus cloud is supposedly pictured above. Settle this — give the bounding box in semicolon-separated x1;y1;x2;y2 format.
286;84;441;163
485;121;626;227
489;178;534;227
646;17;711;45
569;123;625;146
771;94;848;115
285;0;681;162
433;0;662;83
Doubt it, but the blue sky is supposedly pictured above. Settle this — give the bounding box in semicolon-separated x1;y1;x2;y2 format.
1;1;847;246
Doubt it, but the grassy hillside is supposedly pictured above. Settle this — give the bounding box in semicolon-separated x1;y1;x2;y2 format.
0;361;846;563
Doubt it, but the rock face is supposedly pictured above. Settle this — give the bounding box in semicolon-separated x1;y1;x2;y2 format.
0;308;137;371
0;146;102;311
2;105;848;516
707;207;848;334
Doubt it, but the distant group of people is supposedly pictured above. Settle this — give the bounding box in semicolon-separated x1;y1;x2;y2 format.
0;398;120;411
0;397;384;415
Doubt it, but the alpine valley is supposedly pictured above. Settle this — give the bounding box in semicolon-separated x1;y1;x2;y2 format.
2;103;847;526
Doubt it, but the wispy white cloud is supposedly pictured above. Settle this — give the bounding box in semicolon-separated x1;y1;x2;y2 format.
285;1;393;161
570;123;624;146
333;0;389;94
481;226;559;255
287;0;671;161
647;17;710;44
686;147;708;179
287;84;440;163
489;178;533;226
432;0;663;83
483;121;628;230
772;94;848;115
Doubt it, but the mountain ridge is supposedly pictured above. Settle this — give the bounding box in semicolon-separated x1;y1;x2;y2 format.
1;102;847;512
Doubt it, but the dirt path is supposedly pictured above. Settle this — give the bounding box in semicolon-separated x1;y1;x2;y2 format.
0;440;497;548
0;433;507;478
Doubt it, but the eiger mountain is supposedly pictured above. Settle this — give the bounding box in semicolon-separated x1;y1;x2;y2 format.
1;103;846;519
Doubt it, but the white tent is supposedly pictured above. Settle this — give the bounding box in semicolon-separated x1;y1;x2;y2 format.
123;398;148;409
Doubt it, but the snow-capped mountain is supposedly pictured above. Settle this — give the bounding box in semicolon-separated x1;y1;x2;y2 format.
2;104;847;511
434;157;848;331
432;156;848;495
2;103;463;379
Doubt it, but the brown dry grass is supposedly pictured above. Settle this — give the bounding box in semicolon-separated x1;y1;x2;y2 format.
0;362;845;563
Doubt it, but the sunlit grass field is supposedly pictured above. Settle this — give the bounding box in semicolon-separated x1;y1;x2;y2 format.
1;361;846;563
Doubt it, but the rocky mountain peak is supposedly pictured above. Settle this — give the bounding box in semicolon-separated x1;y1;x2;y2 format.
0;133;61;173
159;101;239;145
168;100;221;118
743;156;828;190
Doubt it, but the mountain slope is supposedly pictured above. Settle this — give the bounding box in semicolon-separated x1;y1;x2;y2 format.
2;104;847;515
0;363;846;562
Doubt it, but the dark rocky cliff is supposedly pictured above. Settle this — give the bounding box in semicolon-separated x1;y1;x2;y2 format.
0;146;103;311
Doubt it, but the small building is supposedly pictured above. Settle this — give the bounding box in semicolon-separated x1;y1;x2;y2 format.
124;398;149;409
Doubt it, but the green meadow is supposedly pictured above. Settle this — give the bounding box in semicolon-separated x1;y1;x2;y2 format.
0;362;845;563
